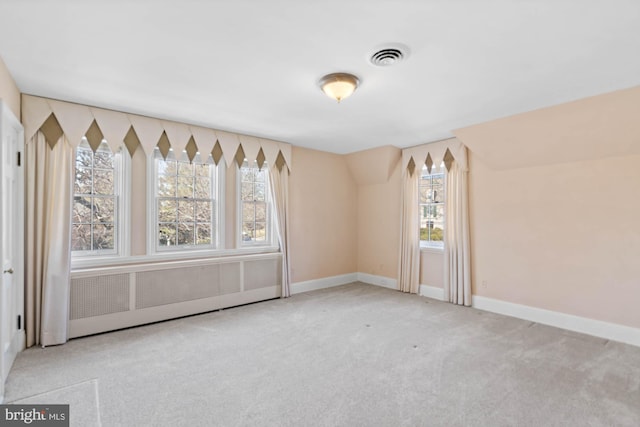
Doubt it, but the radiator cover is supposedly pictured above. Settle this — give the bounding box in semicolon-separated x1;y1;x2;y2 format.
69;253;282;338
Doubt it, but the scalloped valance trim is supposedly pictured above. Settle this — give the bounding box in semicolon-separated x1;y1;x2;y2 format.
401;137;467;175
22;95;292;170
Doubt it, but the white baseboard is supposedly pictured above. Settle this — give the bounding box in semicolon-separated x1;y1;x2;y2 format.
290;273;358;295
356;272;397;289
419;284;445;301
472;295;640;348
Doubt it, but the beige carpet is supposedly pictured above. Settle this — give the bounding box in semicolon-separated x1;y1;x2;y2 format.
9;379;101;426
4;282;640;426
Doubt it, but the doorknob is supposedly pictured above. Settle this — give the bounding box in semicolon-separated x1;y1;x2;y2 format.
3;268;13;274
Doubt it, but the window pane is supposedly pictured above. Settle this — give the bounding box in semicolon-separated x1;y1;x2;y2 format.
194;177;210;199
195;201;211;222
93;197;114;223
73;197;92;223
93;169;114;195
242;202;255;222
241;167;255;183
158;199;177;222
177;176;193;198
432;184;443;203
196;224;211;245
71;224;91;251
157;174;176;197
254;183;266;202
93;223;115;250
255;168;266;182
241;182;253;201
255;203;266;222
195;163;209;177
76;149;92;169
73;143;119;255
242;222;255;241
431;205;445;241
155;158;216;250
419;172;445;244
94;150;113;169
157;160;177;176
254;222;266;241
158;223;176;247
178;162;193;176
419;186;429;203
178;200;195;222
177;223;195;245
74;167;92;194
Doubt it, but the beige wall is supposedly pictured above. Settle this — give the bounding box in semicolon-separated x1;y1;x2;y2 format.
468;152;640;329
356;161;401;278
420;250;444;288
289;146;358;283
0;56;20;119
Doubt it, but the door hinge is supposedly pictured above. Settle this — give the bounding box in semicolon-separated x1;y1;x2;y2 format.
17;151;21;167
17;315;21;330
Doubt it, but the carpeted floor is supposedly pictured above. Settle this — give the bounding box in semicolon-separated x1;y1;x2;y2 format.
4;282;640;426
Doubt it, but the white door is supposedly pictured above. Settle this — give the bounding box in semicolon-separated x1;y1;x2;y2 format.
0;101;25;402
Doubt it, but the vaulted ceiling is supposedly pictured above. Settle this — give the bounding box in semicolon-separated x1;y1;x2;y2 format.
0;0;638;154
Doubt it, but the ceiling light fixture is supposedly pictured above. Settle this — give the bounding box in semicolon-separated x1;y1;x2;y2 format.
319;72;360;103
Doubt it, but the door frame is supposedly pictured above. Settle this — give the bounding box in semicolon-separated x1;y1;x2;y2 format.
0;100;25;403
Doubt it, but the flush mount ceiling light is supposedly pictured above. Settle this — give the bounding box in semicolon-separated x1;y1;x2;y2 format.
319;72;360;103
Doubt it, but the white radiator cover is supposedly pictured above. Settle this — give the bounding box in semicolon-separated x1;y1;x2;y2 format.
69;253;282;338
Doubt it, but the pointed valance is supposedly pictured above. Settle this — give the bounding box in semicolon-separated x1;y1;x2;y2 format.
22;95;292;170
401;137;467;175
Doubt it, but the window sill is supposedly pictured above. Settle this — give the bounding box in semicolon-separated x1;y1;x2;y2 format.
71;246;280;270
420;245;444;254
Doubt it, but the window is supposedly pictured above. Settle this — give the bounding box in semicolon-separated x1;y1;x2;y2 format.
419;166;445;248
153;150;219;251
72;140;123;255
238;160;272;246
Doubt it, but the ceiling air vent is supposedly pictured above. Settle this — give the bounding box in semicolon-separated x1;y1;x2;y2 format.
370;48;405;66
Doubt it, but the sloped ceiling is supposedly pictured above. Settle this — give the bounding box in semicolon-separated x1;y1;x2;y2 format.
0;1;639;154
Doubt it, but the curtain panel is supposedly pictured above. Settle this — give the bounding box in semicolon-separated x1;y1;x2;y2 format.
397;161;420;293
444;158;471;306
25;132;73;347
268;163;292;298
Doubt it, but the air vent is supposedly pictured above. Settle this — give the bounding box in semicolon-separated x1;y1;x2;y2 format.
370;48;405;66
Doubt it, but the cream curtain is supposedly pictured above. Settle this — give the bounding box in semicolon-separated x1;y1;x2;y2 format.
25;132;73;347
268;163;291;297
443;154;471;306
397;161;420;293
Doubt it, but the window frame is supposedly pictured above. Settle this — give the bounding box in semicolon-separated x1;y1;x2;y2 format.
419;166;445;251
71;140;131;266
236;160;277;250
146;149;225;257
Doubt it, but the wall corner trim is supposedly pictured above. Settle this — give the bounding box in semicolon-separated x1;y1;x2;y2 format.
290;273;358;294
357;273;397;289
472;295;640;348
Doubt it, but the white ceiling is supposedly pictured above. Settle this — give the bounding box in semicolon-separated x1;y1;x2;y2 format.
0;0;638;154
